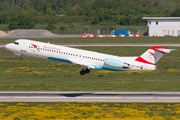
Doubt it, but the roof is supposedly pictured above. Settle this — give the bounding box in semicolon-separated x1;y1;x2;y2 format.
142;17;180;20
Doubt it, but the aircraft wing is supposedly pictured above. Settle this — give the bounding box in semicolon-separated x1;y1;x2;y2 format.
67;58;95;69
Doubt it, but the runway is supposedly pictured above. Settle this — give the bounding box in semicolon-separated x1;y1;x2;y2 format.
0;92;180;102
1;43;180;49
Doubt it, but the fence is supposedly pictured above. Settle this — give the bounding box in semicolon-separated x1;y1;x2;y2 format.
51;29;147;35
51;29;113;35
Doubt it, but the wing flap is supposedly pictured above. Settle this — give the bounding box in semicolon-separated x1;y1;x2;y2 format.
67;58;95;69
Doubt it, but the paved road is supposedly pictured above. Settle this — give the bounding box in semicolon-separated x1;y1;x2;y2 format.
1;43;180;49
0;92;180;102
0;35;83;38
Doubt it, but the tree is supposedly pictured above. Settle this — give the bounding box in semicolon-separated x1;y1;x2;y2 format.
0;9;9;24
72;3;80;10
92;16;99;24
46;24;56;30
66;9;76;16
59;25;67;30
170;9;180;17
46;7;55;16
8;17;18;30
46;17;57;30
58;8;64;14
9;14;35;30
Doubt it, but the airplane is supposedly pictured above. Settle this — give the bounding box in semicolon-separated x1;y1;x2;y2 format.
5;39;175;75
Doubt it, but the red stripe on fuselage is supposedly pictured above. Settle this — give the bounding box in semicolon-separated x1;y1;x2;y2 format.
135;57;155;65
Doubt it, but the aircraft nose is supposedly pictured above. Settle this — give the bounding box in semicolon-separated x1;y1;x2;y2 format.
5;44;10;50
5;43;14;50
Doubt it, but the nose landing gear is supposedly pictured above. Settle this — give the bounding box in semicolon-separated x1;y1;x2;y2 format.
19;57;23;61
80;68;91;75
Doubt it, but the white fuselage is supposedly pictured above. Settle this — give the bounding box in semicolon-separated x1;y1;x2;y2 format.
5;39;156;71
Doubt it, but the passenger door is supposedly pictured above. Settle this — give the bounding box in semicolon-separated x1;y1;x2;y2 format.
21;42;27;52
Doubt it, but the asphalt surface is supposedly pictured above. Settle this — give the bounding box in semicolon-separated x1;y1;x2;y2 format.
0;92;180;102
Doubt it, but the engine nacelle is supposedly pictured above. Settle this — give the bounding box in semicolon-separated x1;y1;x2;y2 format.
104;58;129;68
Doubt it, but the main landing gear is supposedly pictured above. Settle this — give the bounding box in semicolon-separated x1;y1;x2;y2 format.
80;68;90;75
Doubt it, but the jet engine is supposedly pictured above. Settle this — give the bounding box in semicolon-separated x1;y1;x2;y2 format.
104;58;130;68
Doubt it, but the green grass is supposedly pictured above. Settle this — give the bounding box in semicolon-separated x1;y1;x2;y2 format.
0;46;179;91
0;36;180;44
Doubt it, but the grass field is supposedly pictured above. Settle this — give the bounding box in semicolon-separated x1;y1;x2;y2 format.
0;46;180;91
0;36;180;44
0;102;179;119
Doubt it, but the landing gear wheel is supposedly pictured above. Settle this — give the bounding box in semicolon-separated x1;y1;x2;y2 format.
19;57;22;61
80;70;85;75
85;68;90;73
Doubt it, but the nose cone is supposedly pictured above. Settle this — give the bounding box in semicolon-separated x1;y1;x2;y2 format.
5;44;10;50
5;44;8;50
5;43;14;51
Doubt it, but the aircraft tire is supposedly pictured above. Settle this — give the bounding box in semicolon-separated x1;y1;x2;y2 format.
19;57;23;61
80;70;85;75
85;68;90;73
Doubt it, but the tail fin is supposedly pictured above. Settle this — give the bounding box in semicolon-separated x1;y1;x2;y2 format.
135;46;175;65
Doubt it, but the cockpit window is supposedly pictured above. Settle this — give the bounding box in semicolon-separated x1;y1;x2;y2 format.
13;41;19;45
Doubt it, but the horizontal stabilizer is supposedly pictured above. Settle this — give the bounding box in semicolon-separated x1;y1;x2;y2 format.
154;48;176;53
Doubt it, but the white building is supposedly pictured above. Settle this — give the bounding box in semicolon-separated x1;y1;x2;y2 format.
142;17;180;37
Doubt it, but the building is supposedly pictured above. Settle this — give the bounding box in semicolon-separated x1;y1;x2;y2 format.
142;17;180;37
